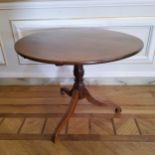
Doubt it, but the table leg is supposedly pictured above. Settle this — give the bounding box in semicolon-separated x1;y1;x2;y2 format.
53;90;79;143
55;64;121;142
84;88;121;113
59;64;121;113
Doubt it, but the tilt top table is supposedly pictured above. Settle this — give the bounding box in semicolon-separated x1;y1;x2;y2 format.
15;28;143;142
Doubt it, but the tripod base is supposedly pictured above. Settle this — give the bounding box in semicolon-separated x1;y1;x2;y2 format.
53;65;121;143
60;86;121;113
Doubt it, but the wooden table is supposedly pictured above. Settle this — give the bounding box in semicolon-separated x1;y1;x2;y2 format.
15;28;143;142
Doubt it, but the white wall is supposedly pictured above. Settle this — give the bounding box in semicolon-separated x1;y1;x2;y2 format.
0;0;155;85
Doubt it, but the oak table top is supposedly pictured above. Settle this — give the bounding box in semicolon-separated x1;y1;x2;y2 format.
15;28;143;65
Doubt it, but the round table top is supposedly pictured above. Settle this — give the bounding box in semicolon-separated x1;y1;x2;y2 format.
15;28;143;65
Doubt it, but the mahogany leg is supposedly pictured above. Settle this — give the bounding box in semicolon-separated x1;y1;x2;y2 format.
53;90;79;143
55;64;121;142
84;88;121;113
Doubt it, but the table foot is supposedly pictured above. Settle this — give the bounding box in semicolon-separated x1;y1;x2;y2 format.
115;107;122;113
53;90;79;143
60;87;73;96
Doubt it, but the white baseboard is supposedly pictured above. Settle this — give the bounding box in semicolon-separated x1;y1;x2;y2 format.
0;77;155;85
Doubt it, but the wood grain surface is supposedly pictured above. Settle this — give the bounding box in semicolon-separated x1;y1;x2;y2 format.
0;85;154;142
15;28;143;65
0;85;154;155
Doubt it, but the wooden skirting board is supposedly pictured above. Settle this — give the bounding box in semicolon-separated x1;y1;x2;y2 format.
0;85;154;142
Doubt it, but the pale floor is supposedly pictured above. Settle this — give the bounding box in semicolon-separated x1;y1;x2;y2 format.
0;85;154;155
0;141;155;155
